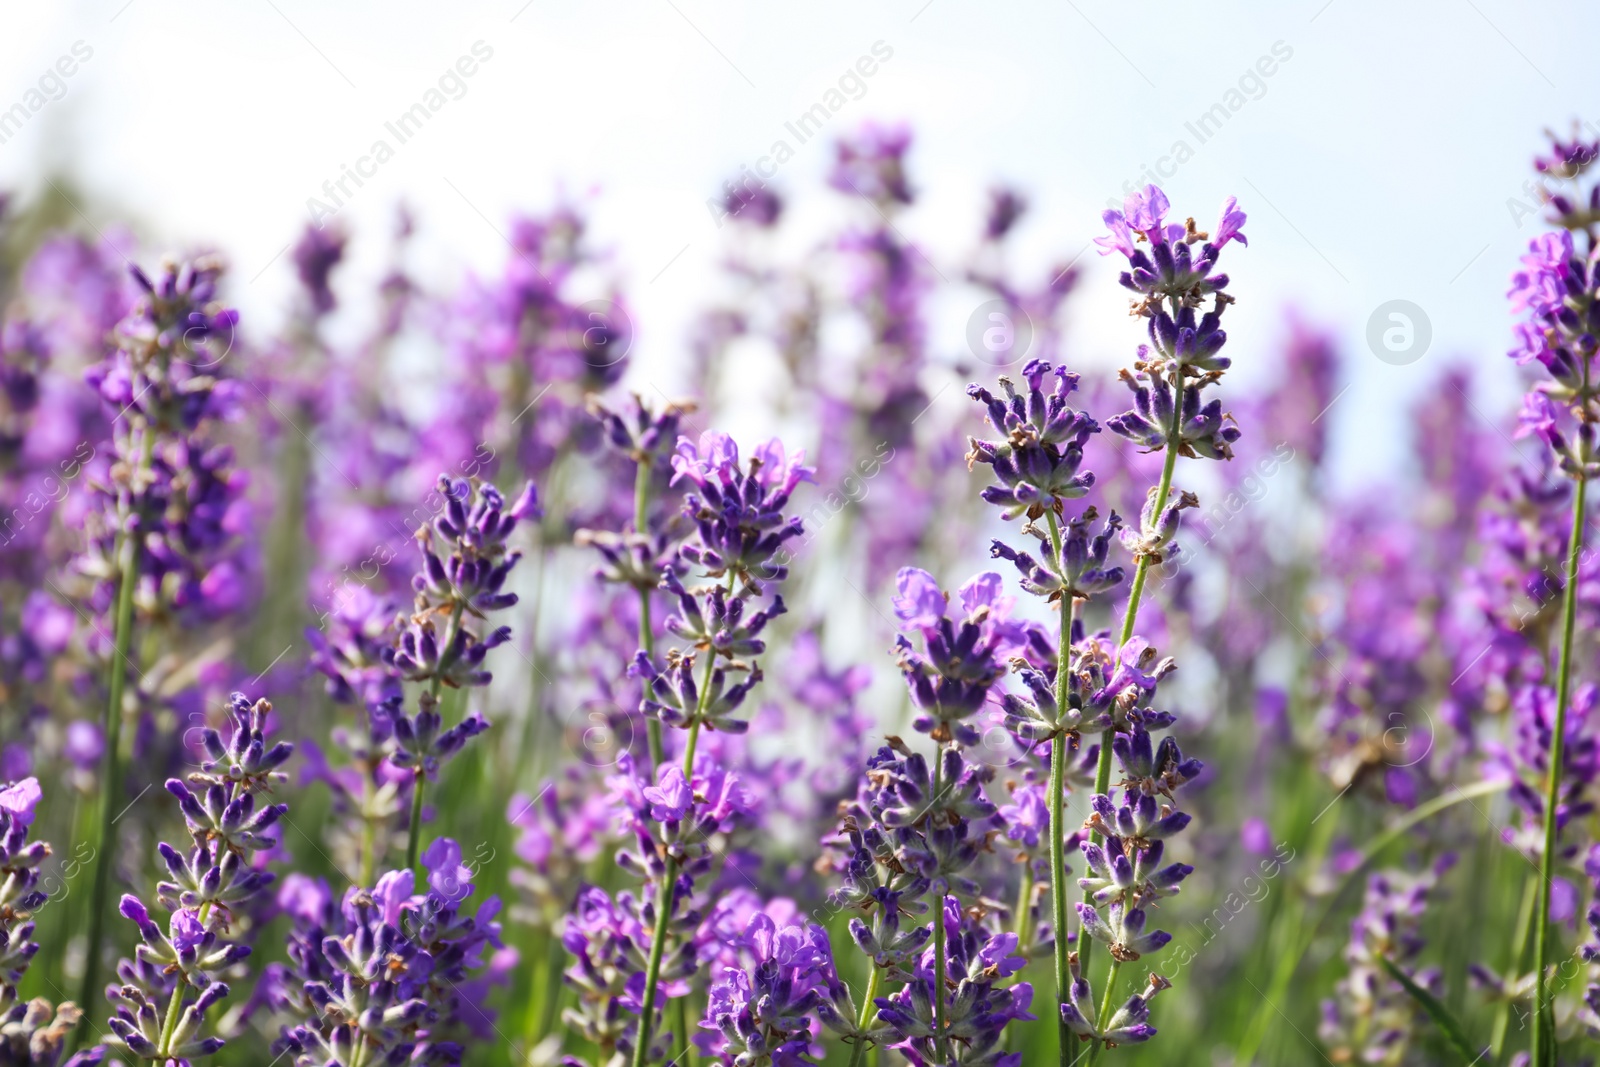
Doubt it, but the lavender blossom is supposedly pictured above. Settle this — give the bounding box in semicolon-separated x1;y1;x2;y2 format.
965;361;1099;521
892;569;1033;745
106;693;290;1061
1318;858;1456;1064
269;846;508;1064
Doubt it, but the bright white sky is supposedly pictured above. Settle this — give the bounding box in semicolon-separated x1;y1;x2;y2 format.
1;0;1594;485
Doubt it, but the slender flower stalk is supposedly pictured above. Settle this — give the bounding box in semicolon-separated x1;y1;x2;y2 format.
76;259;241;1025
1532;475;1587;1061
394;474;538;873
626;430;811;1067
79;461;143;1020
1043;516;1079;1049
636;458;662;768
1505;132;1600;1064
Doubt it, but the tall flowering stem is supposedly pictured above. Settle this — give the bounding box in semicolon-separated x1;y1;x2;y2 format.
588;393;696;771
627;430;810;1067
1507;133;1600;1061
395;474;539;873
1533;475;1586;1057
968;361;1107;1063
77;259;240;1022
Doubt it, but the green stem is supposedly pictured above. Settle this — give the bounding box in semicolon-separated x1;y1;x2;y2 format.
405;768;427;873
631;854;680;1067
1094;960;1123;1033
1043;510;1079;1066
671;993;693;1067
1014;861;1035;953
1531;474;1586;1067
359;765;377;889
408;602;465;875
635;458;664;771
158;976;187;1055
634;571;735;1067
79;424;154;1024
845;965;883;1067
680;572;737;774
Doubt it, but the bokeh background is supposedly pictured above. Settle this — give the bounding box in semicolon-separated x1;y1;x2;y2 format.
2;0;1592;478
5;4;1600;1066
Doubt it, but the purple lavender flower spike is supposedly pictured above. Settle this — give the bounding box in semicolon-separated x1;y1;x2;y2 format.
0;777;103;1062
965;360;1100;521
990;506;1125;605
892;569;1032;744
105;693;291;1061
671;431;814;589
1058;952;1168;1050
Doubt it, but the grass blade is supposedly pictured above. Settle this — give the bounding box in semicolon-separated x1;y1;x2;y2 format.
1379;956;1484;1065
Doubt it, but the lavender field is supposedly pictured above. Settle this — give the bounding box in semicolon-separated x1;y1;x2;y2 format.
1;4;1598;1066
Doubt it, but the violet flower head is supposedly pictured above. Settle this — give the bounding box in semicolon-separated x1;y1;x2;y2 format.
1319;857;1456;1064
394;474;537;689
1094;185;1244;310
670;431;814;588
965;360;1099;521
1507;140;1600;479
989;506;1125;604
590;392;698;465
1533;127;1600;230
1059;954;1168;1050
305;584;402;712
696;914;835;1067
892;569;1030;745
75;256;256;628
829;124;914;207
291;223;347;317
271;850;507;1063
108;693;292;1062
0;777;49;1007
869;898;1033;1067
0;777;103;1061
1107;364;1240;461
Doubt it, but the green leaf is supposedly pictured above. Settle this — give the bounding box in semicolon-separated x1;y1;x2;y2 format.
1378;956;1484;1065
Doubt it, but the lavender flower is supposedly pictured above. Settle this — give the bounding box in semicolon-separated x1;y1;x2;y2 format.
965;361;1099;521
394;475;538;689
670;432;814;589
270;847;508;1064
106;693;290;1061
1319;858;1455;1063
396;474;536;869
0;778;104;1064
892;569;1033;745
696;913;835;1067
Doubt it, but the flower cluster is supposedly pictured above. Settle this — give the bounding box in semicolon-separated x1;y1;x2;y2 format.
560;756;756;1065
1319;859;1454;1064
821;739;1031;1067
76;258;254;628
106;693;290;1061
696;913;836;1067
266;842;508;1065
0;778;104;1065
394;474;538;691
